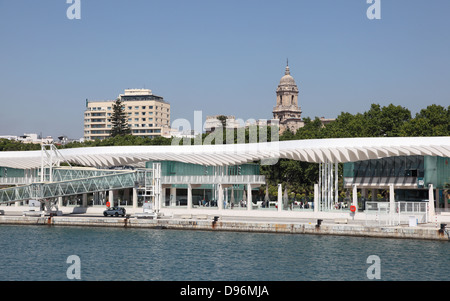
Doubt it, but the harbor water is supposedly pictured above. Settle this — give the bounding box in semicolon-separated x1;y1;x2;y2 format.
0;224;449;281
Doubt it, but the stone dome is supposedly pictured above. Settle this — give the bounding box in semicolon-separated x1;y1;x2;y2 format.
279;65;297;86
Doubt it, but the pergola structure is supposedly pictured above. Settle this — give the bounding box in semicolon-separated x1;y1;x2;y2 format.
0;136;448;217
0;137;448;169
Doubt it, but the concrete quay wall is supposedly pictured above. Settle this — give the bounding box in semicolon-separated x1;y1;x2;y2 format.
0;214;448;241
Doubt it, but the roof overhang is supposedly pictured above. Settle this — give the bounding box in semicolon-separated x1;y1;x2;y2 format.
0;136;448;169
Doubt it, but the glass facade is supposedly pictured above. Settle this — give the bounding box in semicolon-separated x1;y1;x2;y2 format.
0;167;25;178
145;161;263;208
145;161;260;177
343;156;425;178
424;156;450;189
344;156;449;189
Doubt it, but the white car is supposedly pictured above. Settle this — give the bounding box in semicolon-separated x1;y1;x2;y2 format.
103;207;126;217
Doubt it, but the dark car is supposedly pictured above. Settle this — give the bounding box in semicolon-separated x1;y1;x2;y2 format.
103;207;126;217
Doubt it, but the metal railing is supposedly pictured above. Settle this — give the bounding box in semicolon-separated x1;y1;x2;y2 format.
365;201;429;226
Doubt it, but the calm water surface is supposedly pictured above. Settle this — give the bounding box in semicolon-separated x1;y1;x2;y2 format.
0;224;449;281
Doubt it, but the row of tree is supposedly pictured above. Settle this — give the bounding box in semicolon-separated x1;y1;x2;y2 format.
284;103;449;141
109;100;450;142
0;139;41;151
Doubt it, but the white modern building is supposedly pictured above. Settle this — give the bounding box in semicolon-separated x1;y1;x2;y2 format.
0;136;448;224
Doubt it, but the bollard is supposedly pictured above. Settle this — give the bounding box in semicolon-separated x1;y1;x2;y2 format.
212;216;220;229
316;219;323;228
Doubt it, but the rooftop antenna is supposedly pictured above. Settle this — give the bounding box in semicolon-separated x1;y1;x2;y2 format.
287;58;289;67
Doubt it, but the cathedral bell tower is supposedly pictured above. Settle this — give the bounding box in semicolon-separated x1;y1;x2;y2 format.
272;62;304;134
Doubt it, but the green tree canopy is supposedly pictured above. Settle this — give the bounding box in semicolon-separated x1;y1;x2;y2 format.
400;104;449;136
110;98;131;137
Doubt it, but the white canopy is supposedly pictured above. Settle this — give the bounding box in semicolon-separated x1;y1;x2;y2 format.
0;136;449;169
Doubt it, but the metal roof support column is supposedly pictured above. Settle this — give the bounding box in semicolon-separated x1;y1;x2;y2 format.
328;161;332;211
132;186;138;210
323;161;327;211
41;146;45;182
389;184;395;226
247;183;252;211
187;183;193;211
314;184;319;215
352;184;358;211
318;163;322;212
428;184;435;221
322;160;329;211
326;161;329;211
277;184;282;212
335;162;339;208
218;184;224;210
323;162;326;211
109;190;114;208
153;163;161;213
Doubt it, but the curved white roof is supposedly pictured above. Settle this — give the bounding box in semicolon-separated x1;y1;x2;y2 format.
0;136;449;169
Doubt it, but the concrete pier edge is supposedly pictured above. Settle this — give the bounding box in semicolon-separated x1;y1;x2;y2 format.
1;206;449;241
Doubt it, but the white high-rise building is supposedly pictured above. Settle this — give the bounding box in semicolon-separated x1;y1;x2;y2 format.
84;89;170;140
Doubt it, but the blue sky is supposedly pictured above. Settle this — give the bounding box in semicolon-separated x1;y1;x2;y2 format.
0;0;449;139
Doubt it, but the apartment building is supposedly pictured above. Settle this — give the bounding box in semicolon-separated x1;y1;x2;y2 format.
84;89;170;140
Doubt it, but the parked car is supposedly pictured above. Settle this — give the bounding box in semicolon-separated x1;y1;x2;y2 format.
103;207;126;217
